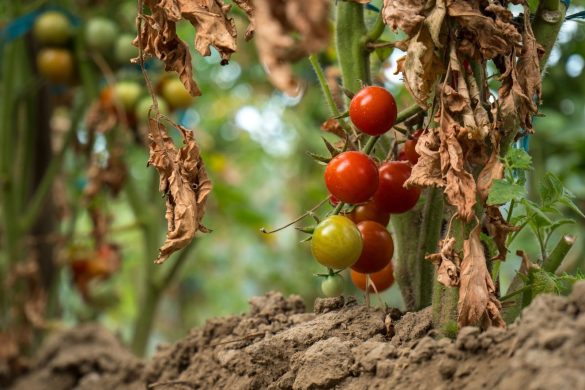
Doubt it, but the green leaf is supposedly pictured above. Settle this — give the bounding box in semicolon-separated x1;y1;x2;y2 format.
547;218;575;236
375;46;393;62
480;232;499;259
522;199;553;228
504;148;533;171
487;179;527;205
539;172;563;207
559;196;585;219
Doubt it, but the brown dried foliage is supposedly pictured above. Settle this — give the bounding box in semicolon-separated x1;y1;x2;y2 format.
147;119;212;264
390;0;542;327
254;0;330;94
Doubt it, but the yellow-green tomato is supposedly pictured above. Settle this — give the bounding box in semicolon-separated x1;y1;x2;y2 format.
33;11;72;45
135;96;169;123
114;81;142;111
311;215;363;269
161;78;193;109
321;274;344;297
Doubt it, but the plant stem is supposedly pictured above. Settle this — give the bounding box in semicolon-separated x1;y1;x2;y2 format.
308;54;341;117
336;1;369;94
532;0;566;70
543;235;575;273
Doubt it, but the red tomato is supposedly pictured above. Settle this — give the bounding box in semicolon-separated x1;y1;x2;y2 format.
329;193;341;206
325;151;378;204
351;261;395;293
348;200;390;226
352;221;394;273
373;161;421;214
349;86;397;136
401;130;422;165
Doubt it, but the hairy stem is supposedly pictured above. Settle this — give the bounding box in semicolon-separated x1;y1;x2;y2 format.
336;2;369;94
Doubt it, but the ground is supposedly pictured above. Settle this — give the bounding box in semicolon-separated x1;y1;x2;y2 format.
9;282;585;390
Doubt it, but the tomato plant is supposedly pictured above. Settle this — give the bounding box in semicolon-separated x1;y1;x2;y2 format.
161;78;194;109
350;262;395;293
311;215;362;269
351;221;394;274
325;151;378;204
348;200;390;226
321;274;344;297
36;48;74;83
373;161;421;214
401;130;422;165
85;17;118;53
349;86;397;136
33;11;72;45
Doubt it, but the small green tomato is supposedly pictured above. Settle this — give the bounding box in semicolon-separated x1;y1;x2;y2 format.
321;274;344;297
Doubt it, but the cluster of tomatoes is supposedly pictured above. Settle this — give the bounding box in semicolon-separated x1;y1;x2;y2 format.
311;86;422;297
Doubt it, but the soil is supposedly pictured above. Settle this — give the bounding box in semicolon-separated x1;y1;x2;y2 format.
9;281;585;390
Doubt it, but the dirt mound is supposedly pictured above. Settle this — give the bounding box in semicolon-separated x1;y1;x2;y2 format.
11;283;585;390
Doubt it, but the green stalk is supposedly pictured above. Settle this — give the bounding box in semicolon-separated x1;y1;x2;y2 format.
533;1;566;71
308;54;342;117
336;2;369;94
543;235;575;273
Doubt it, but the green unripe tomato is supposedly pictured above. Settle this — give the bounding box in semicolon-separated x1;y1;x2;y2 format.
114;81;142;111
33;11;72;46
321;274;344;297
85;18;118;53
115;34;138;64
311;215;363;269
161;78;193;109
135;96;169;123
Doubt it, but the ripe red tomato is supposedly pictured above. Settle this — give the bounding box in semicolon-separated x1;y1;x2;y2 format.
348;199;390;226
373;161;421;214
311;215;363;269
36;48;74;83
33;11;71;45
351;261;395;293
349;86;397;136
352;221;394;273
401;130;423;165
325;151;378;204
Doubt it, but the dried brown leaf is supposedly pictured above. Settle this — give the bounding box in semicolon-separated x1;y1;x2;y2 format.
426;237;460;287
232;0;255;40
439;112;476;222
321;119;346;139
405;129;443;188
84;148;128;200
486;206;520;261
254;0;330;94
477;149;504;202
447;0;520;60
382;0;426;36
148;119;212;264
458;225;505;328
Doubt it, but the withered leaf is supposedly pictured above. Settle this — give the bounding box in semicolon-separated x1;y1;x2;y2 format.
439;112;476;222
382;0;426;36
148;119;212;264
135;0;239;97
477;149;504;202
232;0;255;40
321;118;346;139
254;0;330;94
405;129;443;188
84;148;128;200
485;206;520;261
458;225;505;328
396;26;443;108
426;237;460;287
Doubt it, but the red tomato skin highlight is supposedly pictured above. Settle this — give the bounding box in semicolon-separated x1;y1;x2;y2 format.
349;86;397;136
351;221;394;274
325;151;379;204
373;161;421;214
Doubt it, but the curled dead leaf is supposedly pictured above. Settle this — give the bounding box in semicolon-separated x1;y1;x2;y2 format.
485;206;520;261
253;0;330;94
426;237;460;287
405;129;443;188
477;149;504;202
148;119;212;264
458;225;505;328
382;0;426;36
232;0;255;40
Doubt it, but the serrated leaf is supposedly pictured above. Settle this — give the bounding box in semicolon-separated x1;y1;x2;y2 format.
559;196;585;219
547;218;575;236
539;172;563;207
504;148;533;171
321;137;339;157
522;199;553;228
487;179;527;205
